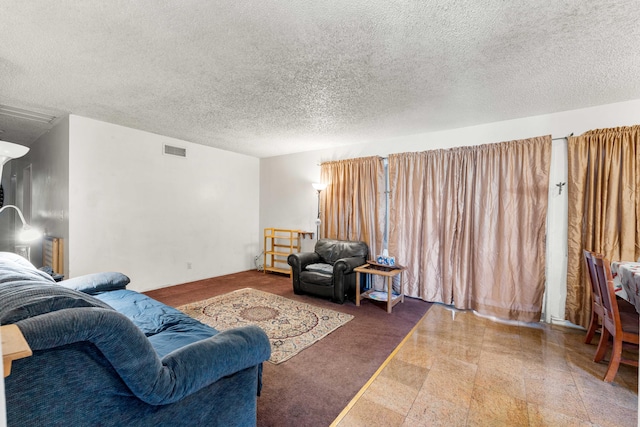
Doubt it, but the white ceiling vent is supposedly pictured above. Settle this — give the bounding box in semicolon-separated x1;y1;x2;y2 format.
163;144;187;158
0;104;57;124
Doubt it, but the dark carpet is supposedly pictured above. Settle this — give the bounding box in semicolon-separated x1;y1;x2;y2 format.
145;270;432;427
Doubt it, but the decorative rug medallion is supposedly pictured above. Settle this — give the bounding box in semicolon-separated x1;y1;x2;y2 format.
178;288;354;364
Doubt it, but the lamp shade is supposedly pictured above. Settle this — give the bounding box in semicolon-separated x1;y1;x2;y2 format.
19;226;41;242
312;182;327;191
0;140;29;181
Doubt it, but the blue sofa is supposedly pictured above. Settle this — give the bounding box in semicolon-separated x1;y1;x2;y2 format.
0;252;271;426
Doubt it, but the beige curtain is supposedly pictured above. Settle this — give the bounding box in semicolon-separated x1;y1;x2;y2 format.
320;156;385;259
389;136;551;322
565;126;640;328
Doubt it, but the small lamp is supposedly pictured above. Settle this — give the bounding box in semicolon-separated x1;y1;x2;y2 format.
0;205;41;242
312;183;327;239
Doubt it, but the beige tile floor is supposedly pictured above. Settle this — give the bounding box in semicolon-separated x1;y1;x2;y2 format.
333;304;639;427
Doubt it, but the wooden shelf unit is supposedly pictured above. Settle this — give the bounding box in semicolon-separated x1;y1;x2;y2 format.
263;228;306;277
43;236;64;275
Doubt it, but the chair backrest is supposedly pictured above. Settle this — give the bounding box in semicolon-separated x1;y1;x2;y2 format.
314;239;368;265
583;249;602;309
591;253;619;335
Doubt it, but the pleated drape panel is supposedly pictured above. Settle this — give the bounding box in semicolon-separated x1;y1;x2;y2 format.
565;125;640;328
320;156;385;260
389;136;551;322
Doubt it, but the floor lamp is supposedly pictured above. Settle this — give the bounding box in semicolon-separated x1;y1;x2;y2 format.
312;182;327;239
0;140;29;180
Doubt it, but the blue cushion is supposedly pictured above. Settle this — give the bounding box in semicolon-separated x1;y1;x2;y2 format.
95;289;219;357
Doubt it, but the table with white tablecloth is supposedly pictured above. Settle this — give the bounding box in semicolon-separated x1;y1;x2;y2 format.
611;261;640;313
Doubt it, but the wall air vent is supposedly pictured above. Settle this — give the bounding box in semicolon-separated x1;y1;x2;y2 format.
163;144;187;158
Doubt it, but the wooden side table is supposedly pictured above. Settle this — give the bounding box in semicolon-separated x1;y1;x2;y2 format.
355;262;405;313
2;324;32;377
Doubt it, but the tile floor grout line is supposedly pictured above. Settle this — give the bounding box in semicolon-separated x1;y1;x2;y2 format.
464;323;486;427
517;325;533;427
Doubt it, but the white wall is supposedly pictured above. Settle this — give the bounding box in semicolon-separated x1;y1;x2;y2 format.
12;117;70;272
260;98;640;322
69;115;260;292
259;153;322;253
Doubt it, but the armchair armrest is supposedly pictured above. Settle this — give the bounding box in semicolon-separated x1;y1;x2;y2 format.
287;252;321;271
59;272;130;295
288;252;321;295
333;257;366;275
331;256;366;303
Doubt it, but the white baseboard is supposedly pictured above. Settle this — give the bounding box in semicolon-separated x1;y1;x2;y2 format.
549;316;585;330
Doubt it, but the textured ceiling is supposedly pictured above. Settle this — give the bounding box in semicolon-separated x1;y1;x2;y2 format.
1;1;639;158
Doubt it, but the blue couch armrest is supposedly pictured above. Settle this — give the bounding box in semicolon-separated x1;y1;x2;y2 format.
59;272;130;294
17;308;270;405
159;326;271;403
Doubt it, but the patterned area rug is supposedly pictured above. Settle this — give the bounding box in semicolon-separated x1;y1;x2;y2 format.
178;288;354;364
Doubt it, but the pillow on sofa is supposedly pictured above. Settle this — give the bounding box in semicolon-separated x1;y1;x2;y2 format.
59;272;130;295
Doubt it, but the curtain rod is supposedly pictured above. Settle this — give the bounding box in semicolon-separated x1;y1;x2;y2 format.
552;133;574;141
319;134;575;164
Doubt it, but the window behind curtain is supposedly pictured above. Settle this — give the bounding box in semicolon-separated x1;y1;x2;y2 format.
388;136;552;322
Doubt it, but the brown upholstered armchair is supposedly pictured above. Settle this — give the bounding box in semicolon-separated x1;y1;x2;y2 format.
287;239;368;304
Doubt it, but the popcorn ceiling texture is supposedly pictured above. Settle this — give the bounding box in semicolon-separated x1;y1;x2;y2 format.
1;1;639;157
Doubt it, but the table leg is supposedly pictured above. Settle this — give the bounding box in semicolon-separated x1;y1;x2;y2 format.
356;271;361;307
400;271;404;304
387;276;392;313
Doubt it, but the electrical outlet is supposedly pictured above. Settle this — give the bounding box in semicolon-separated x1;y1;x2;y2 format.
187;262;192;270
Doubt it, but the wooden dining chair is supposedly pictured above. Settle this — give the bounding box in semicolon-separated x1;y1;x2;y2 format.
590;252;639;382
583;249;605;344
583;249;635;344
